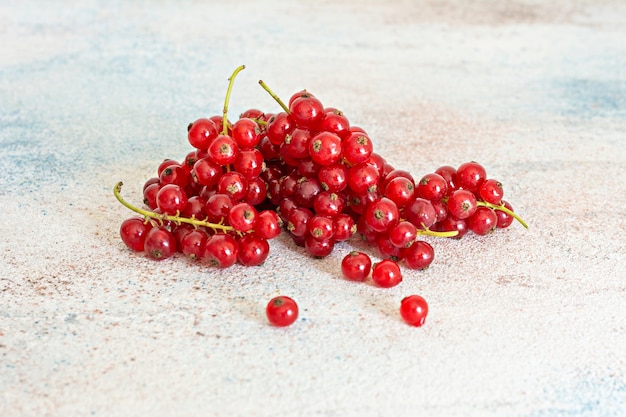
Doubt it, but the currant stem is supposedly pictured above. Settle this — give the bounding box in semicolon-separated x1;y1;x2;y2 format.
478;201;529;229
258;80;290;113
222;65;246;135
113;182;235;232
418;228;459;238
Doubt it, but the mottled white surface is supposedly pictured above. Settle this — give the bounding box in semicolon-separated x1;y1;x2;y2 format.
1;1;625;416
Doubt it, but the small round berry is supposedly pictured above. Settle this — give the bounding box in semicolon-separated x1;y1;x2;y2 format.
144;227;177;261
371;260;403;288
400;295;428;327
266;295;299;327
401;240;435;270
119;217;152;252
341;251;372;282
456;161;487;193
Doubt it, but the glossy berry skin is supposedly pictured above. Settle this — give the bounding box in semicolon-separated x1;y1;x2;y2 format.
495;201;515;228
188;118;219;150
231;118;261;148
318;163;348;192
447;189;478;220
405;198;437;230
233;148;264;179
341;251;372;282
467;206;498;235
371;260;403;288
255;210;282;240
478;179;504;205
202;234;239;268
266;295;299;327
237;233;269;266
304;234;335;258
348;162;380;194
307;215;335;241
144;227;177;260
342;132;373;165
119;217;152;252
207;134;239;165
228;202;258;233
289;95;324;130
384;176;415;208
456;161;487;193
401;240;434;270
416;173;448;201
156;184;188;215
333;213;356;241
192;157;223;187
180;229;208;260
434;165;457;195
364;197;399;233
400;295;428;327
309;132;342;166
388;221;417;248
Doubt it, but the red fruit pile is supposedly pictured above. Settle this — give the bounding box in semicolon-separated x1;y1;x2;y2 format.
115;66;526;280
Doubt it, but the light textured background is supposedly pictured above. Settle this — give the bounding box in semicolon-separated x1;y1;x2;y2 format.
1;1;625;416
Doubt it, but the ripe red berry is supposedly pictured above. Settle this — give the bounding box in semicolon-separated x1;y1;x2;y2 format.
447;189;478;220
401;240;434;270
363;197;399;233
405;198;437;230
188;118;219;149
228;202;258;233
119;217;152;252
202;234;239;268
416;172;448;201
237;233;270;266
478;178;504;205
467;206;498;235
156;184;188;215
400;295;428;327
144;227;177;260
231;118;261;148
495;201;515;229
341;251;372;281
308;132;342;166
342;132;373;165
266;295;299;327
289;95;324;130
371;260;402;288
456;161;487;193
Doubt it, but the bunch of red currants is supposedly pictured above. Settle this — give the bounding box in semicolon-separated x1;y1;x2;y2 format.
115;66;526;327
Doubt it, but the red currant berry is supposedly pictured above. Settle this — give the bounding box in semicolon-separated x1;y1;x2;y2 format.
266;295;298;327
159;163;189;188
313;191;344;217
384;176;415;208
192;157;223;187
304;234;334;258
217;171;248;201
478;178;504;205
309;132;342;166
388;221;417;248
456;161;487;193
237;233;270;266
333;213;356;241
266;112;295;145
318;163;348;192
348;162;380;194
119;217;152;252
401;240;434;270
495;201;515;229
405;197;437;230
467;206;498;235
371;260;403;288
228;202;258;233
416;173;448;201
307;215;335;241
289;95;324;130
188;118;219;150
144;227;177;260
437;215;468;239
364;197;400;233
156;184;188;215
434;165;458;195
400;295;428;327
233;148;264;179
447;189;478;220
207;134;239;165
202;233;239;268
205;193;235;223
255;210;282;240
231;118;261;148
341;251;372;282
180;229;208;261
342;132;373;165
319;109;350;138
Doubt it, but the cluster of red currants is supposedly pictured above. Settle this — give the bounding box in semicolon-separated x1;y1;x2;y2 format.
115;66;526;327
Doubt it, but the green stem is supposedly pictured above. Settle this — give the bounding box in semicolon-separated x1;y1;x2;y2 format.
258;79;290;113
418;228;459;238
478;201;529;229
113;182;234;232
222;65;246;135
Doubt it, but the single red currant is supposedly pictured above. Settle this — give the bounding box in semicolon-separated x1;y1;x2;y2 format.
119;217;152;252
371;260;403;288
400;295;428;327
341;251;372;282
447;189;478;220
456;161;487;193
202;233;239;268
188;118;219;149
478;178;504;205
401;240;434;270
266;295;299;327
156;184;188;215
144;227;177;260
467;206;498;235
237;233;270;266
